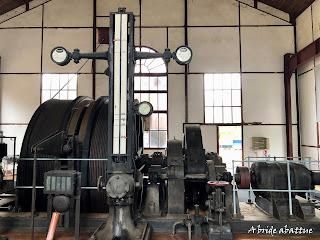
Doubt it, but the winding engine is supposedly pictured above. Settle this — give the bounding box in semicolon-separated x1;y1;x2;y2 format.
14;6;320;240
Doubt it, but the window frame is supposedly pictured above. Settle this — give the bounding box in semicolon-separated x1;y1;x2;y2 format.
134;46;168;150
41;73;78;103
204;73;242;124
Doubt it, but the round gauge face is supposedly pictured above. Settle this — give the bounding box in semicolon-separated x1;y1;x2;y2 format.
51;47;69;65
175;46;192;65
138;102;153;117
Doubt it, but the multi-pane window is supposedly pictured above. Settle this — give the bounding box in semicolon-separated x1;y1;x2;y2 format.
204;73;241;124
41;74;77;103
134;47;168;149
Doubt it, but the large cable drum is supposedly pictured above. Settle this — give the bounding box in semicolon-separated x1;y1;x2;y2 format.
250;162;316;199
73;96;109;212
17;97;93;211
87;97;109;212
17;95;144;213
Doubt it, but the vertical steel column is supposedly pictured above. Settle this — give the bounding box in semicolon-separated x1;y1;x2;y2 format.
284;54;294;158
284;38;320;158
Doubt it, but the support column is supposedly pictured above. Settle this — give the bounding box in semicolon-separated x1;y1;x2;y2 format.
284;54;294;158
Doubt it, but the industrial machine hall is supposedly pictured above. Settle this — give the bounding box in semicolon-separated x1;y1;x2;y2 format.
1;0;320;239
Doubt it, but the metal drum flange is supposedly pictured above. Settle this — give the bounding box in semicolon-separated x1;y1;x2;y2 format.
235;166;250;189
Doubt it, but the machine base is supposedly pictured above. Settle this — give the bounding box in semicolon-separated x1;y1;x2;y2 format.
1;203;320;239
90;215;152;240
208;224;233;240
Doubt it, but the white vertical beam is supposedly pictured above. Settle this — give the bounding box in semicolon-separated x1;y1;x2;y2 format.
113;14;121;154
120;14;128;154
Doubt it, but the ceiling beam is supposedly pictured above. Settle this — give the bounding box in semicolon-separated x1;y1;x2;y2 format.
257;0;316;19
0;0;33;16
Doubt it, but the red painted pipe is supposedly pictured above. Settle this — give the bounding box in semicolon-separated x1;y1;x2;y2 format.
46;212;60;240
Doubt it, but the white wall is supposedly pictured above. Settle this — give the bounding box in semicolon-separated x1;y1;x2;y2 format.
0;0;295;159
187;0;295;158
296;0;320;161
0;1;95;155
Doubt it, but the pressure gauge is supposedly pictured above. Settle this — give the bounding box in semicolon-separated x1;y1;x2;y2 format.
51;47;70;66
137;101;153;117
174;46;192;65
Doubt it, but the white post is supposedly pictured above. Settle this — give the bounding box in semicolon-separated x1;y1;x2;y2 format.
286;160;293;216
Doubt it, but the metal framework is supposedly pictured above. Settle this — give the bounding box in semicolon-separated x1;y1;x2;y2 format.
284;37;320;157
232;157;320;216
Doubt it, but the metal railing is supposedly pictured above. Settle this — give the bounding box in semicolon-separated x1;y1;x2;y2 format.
232;157;320;216
15;157;109;190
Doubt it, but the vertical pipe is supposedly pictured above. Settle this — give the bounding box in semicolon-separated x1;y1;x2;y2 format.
31;150;38;240
92;0;97;99
238;2;244;161
232;160;237;215
217;126;220;155
184;0;189;123
39;4;44;104
14;137;18;212
293;18;301;157
13;137;16;186
139;0;142;46
247;157;251;203
74;195;81;240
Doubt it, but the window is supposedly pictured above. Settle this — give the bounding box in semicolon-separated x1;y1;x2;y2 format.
204;73;241;124
134;47;168;149
41;74;77;103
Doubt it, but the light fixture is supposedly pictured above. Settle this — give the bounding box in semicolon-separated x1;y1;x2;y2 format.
137;101;153;117
51;47;71;66
173;46;192;65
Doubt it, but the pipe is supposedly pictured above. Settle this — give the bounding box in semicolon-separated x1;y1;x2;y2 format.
172;221;185;235
184;0;189;123
46;212;61;240
92;0;97;99
31;151;38;240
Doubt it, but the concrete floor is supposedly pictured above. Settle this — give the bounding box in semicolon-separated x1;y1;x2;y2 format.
1;232;319;240
1;203;320;239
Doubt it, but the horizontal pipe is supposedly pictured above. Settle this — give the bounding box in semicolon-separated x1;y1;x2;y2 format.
19;158;108;161
234;189;317;193
233;159;315;163
15;186;106;190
